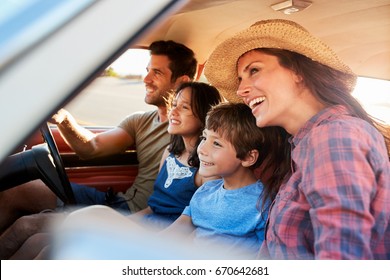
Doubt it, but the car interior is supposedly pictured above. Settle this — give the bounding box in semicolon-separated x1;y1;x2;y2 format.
0;0;389;206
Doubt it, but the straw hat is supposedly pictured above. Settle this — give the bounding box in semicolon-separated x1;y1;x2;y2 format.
204;19;356;103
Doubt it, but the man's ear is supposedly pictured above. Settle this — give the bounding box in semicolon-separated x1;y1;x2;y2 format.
241;149;259;168
174;75;191;88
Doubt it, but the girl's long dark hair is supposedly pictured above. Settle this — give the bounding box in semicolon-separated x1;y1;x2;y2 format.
166;82;223;167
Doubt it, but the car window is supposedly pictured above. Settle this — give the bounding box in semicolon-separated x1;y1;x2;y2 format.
64;49;155;126
352;77;390;125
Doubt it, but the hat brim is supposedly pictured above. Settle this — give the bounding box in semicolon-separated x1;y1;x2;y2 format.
204;19;356;102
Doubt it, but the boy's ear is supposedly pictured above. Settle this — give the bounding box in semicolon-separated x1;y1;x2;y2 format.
241;149;259;168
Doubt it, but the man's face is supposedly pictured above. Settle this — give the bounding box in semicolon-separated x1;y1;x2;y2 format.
143;54;176;107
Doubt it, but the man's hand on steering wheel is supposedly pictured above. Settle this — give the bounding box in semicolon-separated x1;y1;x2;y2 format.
40;123;75;205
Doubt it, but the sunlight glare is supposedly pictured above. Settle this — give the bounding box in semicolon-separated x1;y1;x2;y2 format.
352;77;390;124
109;49;150;76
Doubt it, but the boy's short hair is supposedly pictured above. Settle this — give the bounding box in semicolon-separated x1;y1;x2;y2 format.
205;102;281;169
148;40;197;82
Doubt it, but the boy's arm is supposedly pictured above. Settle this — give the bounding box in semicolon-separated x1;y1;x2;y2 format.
160;215;195;237
127;206;153;223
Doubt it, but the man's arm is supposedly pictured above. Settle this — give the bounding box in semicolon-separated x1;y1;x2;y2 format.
51;109;133;159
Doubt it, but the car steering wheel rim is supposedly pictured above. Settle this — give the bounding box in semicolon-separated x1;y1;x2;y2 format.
40;123;75;204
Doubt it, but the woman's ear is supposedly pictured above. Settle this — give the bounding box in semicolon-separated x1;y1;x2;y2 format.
241;149;259;168
292;72;303;83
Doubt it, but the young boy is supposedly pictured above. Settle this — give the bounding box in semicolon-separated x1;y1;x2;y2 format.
164;102;281;258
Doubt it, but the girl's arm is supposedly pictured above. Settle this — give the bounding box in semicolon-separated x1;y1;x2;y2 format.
129;147;170;222
158;146;170;171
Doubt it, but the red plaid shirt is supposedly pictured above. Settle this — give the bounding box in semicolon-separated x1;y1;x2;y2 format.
260;105;390;259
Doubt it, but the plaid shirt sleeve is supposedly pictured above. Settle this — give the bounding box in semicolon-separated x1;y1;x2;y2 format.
303;120;388;259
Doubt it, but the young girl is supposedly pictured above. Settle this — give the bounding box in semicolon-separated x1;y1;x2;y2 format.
205;19;390;259
163;102;287;258
124;81;224;229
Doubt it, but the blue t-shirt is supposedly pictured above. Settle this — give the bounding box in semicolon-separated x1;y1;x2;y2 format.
147;153;198;222
182;179;269;258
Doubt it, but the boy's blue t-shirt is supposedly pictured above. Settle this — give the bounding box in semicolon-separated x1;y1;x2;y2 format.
182;179;269;257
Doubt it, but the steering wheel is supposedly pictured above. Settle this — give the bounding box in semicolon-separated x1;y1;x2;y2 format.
40;123;75;205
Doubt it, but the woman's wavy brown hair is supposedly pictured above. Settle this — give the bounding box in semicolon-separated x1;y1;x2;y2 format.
257;48;390;156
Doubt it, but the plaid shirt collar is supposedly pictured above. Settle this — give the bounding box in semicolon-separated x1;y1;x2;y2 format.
290;104;351;148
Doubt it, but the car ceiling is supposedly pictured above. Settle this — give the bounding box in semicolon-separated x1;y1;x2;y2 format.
134;0;390;81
